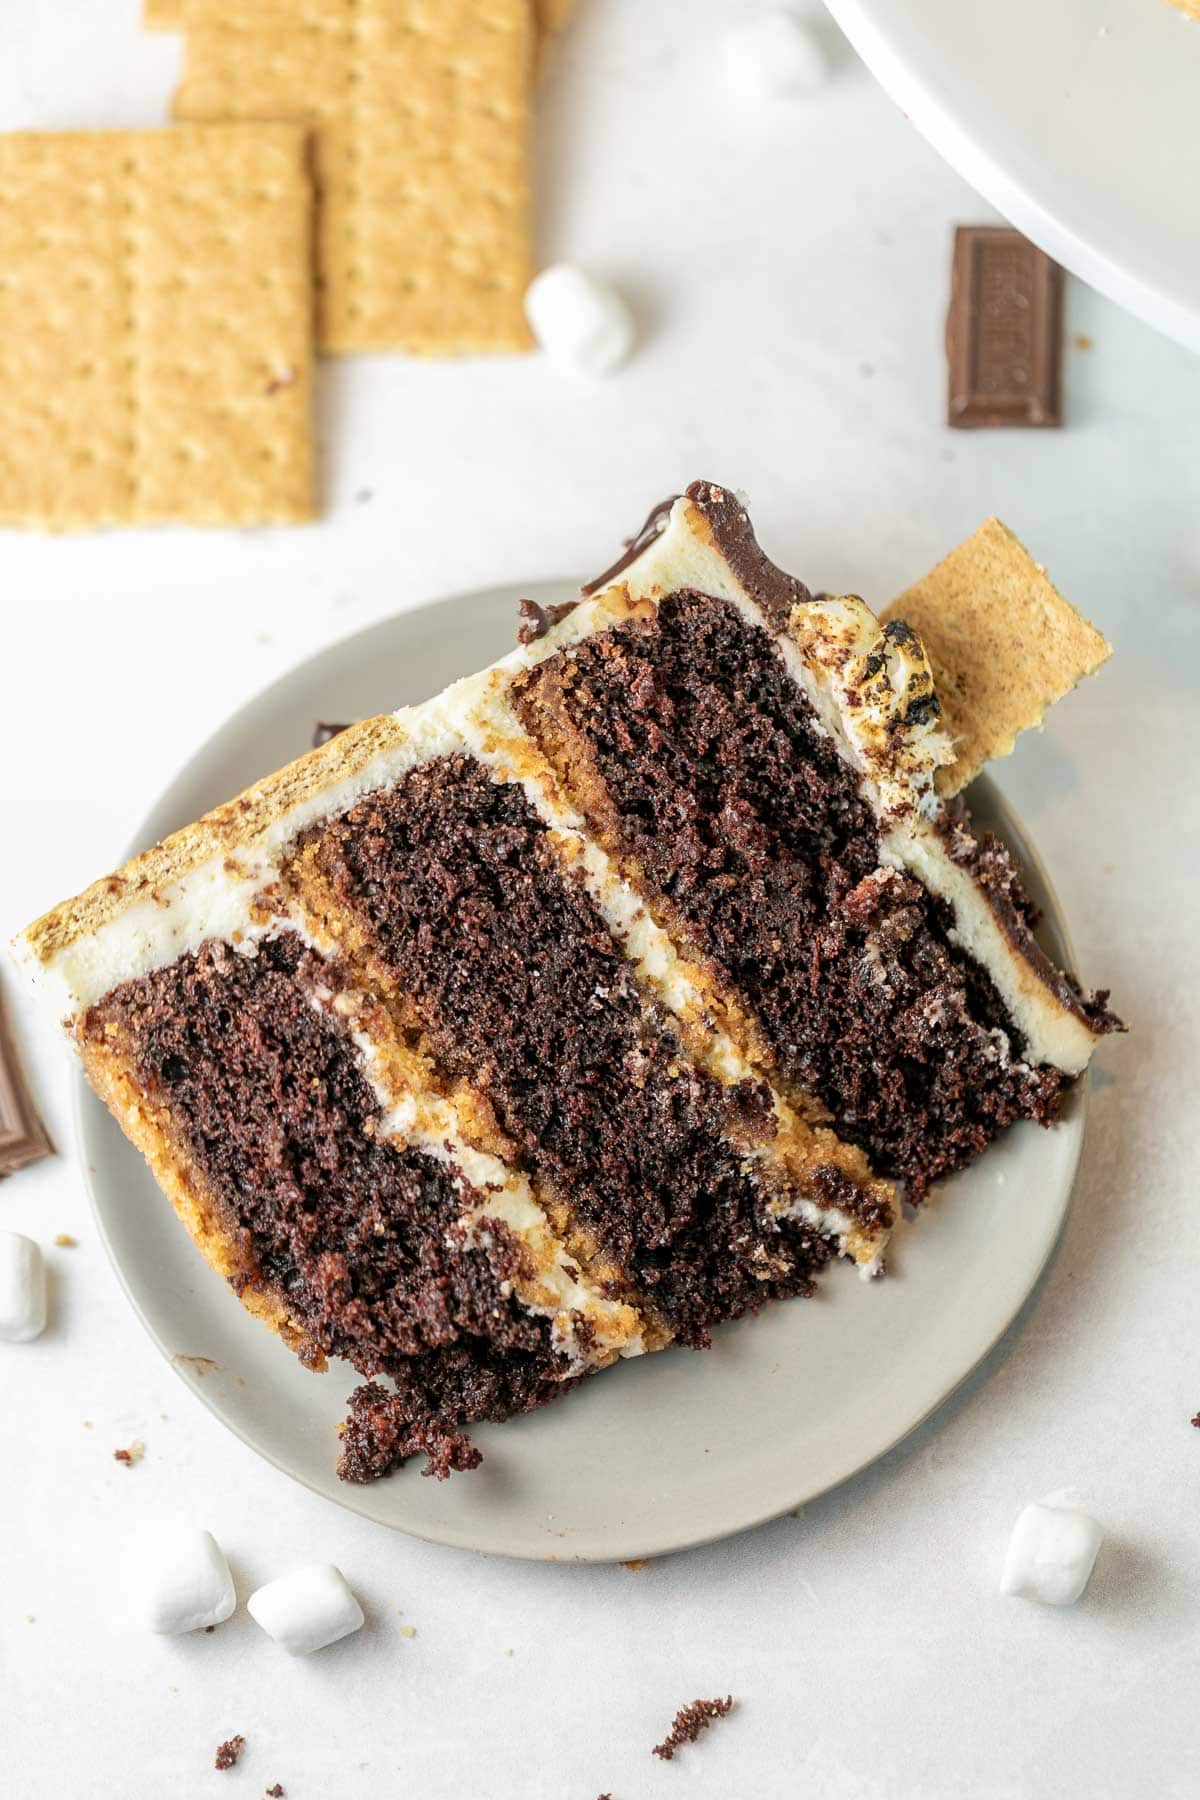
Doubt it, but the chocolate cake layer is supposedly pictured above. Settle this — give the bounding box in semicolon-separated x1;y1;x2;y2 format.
515;590;1075;1198
302;754;833;1344
85;931;570;1474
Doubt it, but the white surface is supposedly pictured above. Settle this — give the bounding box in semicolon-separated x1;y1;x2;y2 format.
247;1565;365;1657
76;596;1083;1561
524;264;635;375
1000;1501;1105;1607
135;1526;236;1636
0;1231;47;1342
723;11;831;100
1;1;1198;1795
823;0;1200;353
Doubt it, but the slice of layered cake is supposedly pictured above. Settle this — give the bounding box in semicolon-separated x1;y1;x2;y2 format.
12;483;1118;1481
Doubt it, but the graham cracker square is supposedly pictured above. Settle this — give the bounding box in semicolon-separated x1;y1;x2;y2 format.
172;0;535;357
0;125;315;530
883;517;1111;796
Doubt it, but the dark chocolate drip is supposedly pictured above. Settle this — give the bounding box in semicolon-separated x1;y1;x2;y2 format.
683;481;813;629
581;493;679;595
516;596;580;645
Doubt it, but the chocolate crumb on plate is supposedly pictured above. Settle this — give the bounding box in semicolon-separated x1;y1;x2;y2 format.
1191;1413;1200;1428
113;1440;144;1467
652;1695;734;1761
0;981;53;1178
214;1735;245;1771
312;720;353;749
265;1786;285;1797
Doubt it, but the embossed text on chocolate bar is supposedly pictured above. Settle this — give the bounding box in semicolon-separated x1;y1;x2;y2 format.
947;226;1063;429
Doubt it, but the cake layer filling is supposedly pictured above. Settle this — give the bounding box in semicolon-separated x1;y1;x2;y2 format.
301;753;832;1345
514;589;1072;1199
83;931;571;1475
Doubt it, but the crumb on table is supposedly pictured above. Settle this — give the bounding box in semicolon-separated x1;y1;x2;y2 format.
113;1440;145;1467
652;1695;735;1761
54;1233;77;1247
214;1735;245;1771
265;1786;285;1797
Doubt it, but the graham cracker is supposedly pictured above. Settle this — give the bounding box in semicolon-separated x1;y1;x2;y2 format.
883;517;1111;797
536;0;575;33
148;0;575;43
172;0;535;356
0;125;315;530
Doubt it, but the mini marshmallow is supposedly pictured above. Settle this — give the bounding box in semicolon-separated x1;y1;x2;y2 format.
524;265;635;379
723;11;830;102
247;1564;364;1656
1000;1501;1104;1606
0;1231;47;1342
136;1525;236;1634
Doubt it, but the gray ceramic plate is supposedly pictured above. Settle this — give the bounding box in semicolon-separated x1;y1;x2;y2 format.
78;582;1087;1563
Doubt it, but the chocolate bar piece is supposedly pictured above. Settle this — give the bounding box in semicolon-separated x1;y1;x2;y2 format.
0;983;51;1178
947;227;1063;429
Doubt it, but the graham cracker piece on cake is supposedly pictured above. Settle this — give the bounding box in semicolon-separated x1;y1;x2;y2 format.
0;125;315;531
172;0;535;357
883;517;1111;797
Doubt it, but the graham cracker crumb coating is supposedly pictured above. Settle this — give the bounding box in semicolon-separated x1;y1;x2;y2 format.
20;715;407;975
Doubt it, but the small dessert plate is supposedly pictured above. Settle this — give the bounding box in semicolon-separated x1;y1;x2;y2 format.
78;583;1087;1562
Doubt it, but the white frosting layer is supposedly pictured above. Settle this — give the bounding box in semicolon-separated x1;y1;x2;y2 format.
13;705;466;1020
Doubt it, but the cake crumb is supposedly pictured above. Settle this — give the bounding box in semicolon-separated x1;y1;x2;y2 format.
113;1440;144;1467
54;1233;77;1247
265;1786;285;1797
1072;334;1094;351
399;1625;416;1638
214;1736;245;1771
622;1559;648;1571
652;1696;734;1761
1191;1413;1199;1428
174;1354;221;1378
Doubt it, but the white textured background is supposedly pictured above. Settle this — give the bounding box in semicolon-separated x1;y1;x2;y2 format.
2;4;1199;1797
